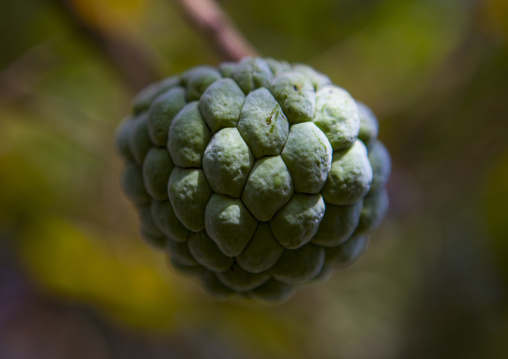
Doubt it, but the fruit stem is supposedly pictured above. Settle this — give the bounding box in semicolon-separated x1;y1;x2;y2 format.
174;0;259;61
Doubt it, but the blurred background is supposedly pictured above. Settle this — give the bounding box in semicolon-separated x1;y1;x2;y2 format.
1;0;507;358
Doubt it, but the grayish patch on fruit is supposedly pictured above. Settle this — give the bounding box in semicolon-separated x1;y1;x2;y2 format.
292;64;331;91
313;85;360;151
237;88;289;159
270;71;316;124
232;57;273;94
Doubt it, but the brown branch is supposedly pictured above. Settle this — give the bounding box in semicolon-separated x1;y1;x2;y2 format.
174;0;258;61
47;0;158;91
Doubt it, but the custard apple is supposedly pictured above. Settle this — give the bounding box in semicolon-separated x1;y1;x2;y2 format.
115;57;391;303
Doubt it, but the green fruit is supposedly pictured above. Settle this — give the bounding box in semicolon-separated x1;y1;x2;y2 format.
121;163;151;206
147;86;186;146
205;194;258;256
321;140;373;205
168;168;212;232
132;76;181;115
324;235;369;268
128;114;152;165
115;118;135;162
232;57;273;94
368;140;392;194
311;201;362;247
150;200;189;242
356;102;379;150
270;71;316;124
217;264;270;292
167;102;211;168
270;244;325;283
354;189;390;236
237;88;289;159
236;223;284;273
270;193;325;249
199;79;245;133
241;155;294;221
116;57;391;303
166;237;198;266
281;122;332;193
185;66;222;101
138;205;166;248
143;147;173;201
314;85;360;150
188;231;233;272
292;63;331;90
202;127;254;198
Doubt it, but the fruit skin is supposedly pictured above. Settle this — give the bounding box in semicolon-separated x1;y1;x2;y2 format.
116;57;391;303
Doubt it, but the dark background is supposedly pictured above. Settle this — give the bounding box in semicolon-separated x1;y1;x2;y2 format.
1;0;507;358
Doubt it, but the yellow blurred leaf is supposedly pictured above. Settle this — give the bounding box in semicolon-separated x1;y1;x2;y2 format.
71;0;148;33
18;215;188;329
481;0;508;39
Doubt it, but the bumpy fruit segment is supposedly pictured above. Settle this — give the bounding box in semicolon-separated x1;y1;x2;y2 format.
116;57;391;303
